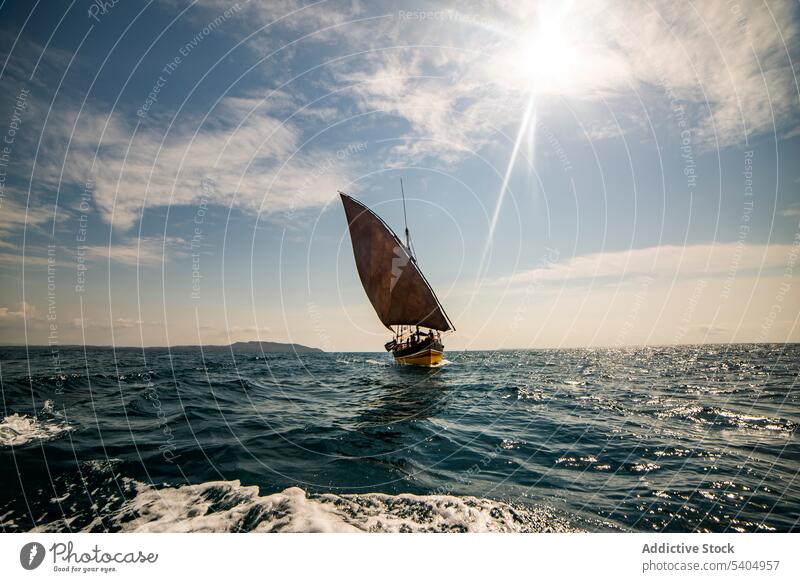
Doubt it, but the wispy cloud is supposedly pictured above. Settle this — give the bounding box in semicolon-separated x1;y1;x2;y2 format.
80;236;184;266
606;1;800;147
494;243;797;286
0;196;56;240
780;203;800;218
7;0;800;234
0;303;42;337
328;1;799;159
36;97;354;230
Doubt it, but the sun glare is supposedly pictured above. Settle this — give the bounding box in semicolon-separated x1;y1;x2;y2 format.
516;30;580;93
505;4;581;95
480;2;582;279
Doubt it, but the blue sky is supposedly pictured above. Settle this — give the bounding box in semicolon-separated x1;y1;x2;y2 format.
0;0;799;350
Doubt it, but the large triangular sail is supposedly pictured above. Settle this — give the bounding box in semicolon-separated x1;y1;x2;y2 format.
340;192;454;332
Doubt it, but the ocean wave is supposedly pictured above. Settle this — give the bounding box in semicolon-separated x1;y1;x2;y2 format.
655;404;796;434
2;345;797;533
0;402;75;446
113;480;579;533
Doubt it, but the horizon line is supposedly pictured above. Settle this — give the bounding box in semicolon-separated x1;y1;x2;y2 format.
3;340;798;352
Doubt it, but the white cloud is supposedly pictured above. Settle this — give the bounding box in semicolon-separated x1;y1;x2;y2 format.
0;302;38;320
336;52;492;164
37;97;354;230
81;236;182;267
188;0;362;31
0;198;63;264
780;204;800;218
495;243;798;286
0;196;56;239
69;316;145;330
327;0;799;158
0;252;54;266
21;0;800;231
605;1;800;147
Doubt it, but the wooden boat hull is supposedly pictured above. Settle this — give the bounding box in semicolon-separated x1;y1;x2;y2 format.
393;346;444;366
390;337;445;366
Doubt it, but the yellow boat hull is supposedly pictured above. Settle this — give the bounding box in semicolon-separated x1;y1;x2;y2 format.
393;347;444;366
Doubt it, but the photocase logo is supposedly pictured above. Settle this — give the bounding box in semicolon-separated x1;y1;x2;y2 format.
390;245;410;292
20;542;46;570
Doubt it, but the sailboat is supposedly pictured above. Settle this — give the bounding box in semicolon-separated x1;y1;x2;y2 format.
339;184;455;366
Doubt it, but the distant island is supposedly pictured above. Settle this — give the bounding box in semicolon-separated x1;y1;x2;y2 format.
7;341;324;353
191;341;324;353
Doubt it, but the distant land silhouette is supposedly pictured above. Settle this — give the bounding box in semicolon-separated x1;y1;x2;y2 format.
189;341;323;353
6;341;324;353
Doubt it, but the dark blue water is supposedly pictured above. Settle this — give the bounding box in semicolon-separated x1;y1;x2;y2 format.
1;345;798;532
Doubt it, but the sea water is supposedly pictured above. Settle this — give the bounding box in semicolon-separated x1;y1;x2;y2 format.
0;344;797;532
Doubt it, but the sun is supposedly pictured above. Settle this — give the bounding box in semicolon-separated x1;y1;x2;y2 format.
515;29;580;94
479;2;585;268
503;6;582;95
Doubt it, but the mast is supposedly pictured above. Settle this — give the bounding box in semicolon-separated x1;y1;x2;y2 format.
400;179;413;257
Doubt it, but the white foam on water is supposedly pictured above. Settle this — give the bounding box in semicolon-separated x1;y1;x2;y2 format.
0;412;75;446
115;480;578;533
428;358;451;368
41;399;56;414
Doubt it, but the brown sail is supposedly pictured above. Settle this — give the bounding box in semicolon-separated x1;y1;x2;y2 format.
340;192;453;331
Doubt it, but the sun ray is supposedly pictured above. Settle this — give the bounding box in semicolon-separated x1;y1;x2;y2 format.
478;93;537;280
